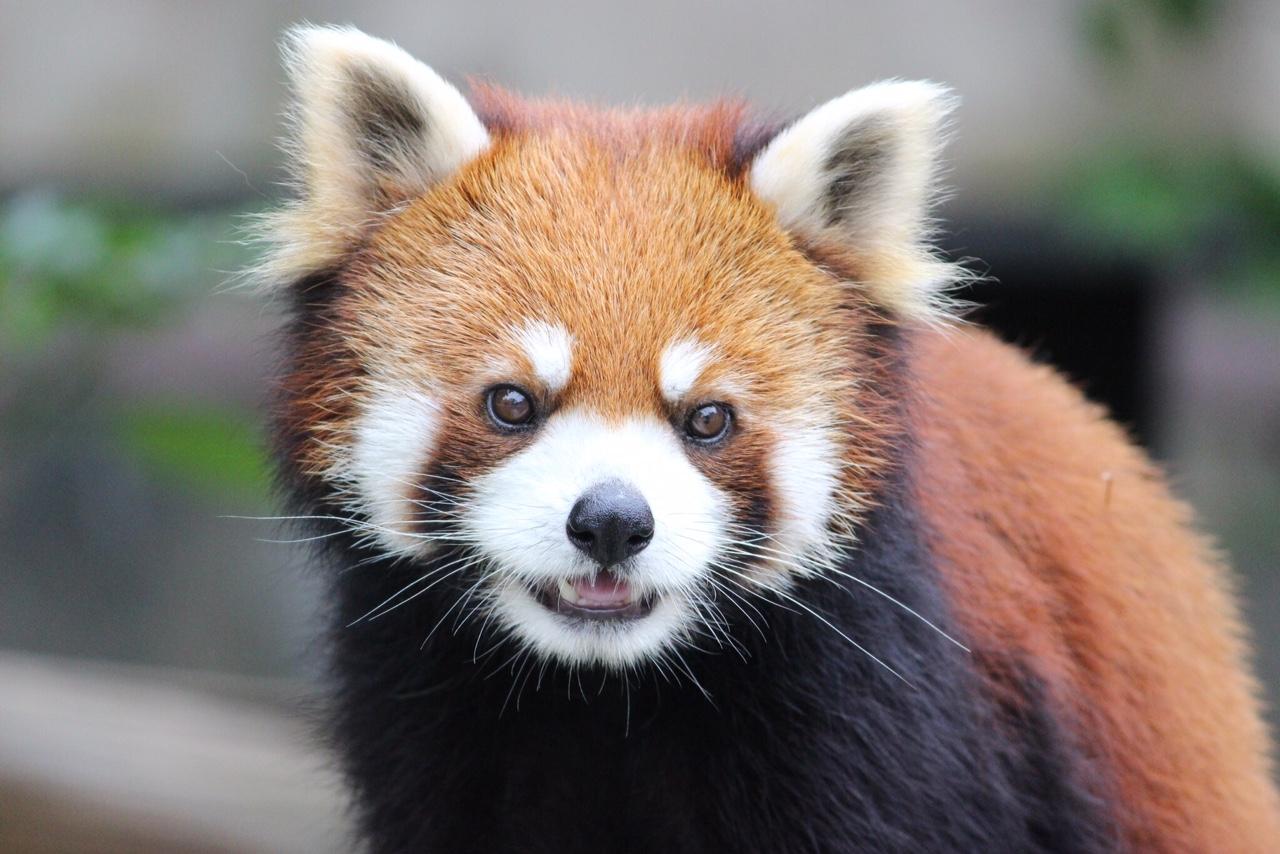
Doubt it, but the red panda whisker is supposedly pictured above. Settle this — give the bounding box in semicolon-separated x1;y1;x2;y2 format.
252;530;351;545
221;512;378;525
818;566;969;651
405;483;470;502
467;596;504;659
415;565;497;650
357;565;473;624
498;648;537;719
470;625;513;668
405;497;470;511
243;496;476;550
686;593;732;645
227;512;481;558
463;587;507;651
351;553;484;624
459;578;505;657
664;647;716;706
710;568;804;617
415;470;474;486
648;652;677;688
534;655;554;696
715;563;913;688
706;576;771;626
702;577;770;639
512;652;543;714
683;616;724;654
482;641;533;684
695;597;750;661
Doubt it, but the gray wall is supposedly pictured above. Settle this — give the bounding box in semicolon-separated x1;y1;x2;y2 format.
4;0;1278;206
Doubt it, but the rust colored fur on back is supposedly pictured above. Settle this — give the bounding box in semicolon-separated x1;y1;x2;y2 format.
911;330;1280;851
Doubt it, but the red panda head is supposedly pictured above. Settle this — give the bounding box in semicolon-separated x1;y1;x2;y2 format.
266;26;957;667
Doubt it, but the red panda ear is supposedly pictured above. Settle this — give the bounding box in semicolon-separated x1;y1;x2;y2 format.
749;81;959;319
262;25;489;282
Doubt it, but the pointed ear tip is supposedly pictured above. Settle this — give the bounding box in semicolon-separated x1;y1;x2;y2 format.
911;80;959;114
279;24;401;69
280;24;344;71
281;23;345;52
792;80;958;144
866;79;959;117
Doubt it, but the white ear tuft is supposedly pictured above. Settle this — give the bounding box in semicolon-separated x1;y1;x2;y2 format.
750;81;959;319
262;25;489;282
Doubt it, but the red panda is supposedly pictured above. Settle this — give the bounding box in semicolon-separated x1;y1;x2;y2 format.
263;26;1280;853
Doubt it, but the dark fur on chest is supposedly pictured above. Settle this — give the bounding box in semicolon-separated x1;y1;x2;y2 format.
298;463;1110;854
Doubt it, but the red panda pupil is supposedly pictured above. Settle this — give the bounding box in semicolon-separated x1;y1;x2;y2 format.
488;386;534;427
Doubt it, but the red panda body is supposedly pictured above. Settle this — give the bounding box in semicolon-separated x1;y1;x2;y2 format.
265;27;1280;852
913;330;1280;850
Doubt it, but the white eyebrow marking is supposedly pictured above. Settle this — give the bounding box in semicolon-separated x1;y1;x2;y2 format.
659;338;716;403
513;321;574;393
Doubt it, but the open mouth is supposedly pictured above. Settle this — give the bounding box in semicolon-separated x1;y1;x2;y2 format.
536;570;657;622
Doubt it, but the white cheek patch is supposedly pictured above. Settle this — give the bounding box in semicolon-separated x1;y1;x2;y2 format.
513;321;574;393
659;338;715;403
465;410;731;666
768;420;843;575
342;383;442;556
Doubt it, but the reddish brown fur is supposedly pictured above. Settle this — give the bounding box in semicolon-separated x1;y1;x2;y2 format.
277;91;1280;849
911;328;1280;852
287;99;896;545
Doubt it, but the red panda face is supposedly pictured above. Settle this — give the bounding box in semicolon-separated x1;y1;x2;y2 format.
298;139;867;666
269;27;955;668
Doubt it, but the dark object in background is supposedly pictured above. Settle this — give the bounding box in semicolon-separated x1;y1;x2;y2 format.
945;217;1158;451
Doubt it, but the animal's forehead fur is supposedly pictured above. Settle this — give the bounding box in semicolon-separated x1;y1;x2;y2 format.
342;97;859;418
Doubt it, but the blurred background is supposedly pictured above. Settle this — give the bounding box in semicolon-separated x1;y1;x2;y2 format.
2;1;1277;850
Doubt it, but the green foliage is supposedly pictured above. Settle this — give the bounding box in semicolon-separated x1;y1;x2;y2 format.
1069;1;1280;306
0;192;245;346
1063;146;1280;304
1063;150;1203;253
113;404;273;503
1082;2;1130;67
0;192;273;505
1083;0;1219;67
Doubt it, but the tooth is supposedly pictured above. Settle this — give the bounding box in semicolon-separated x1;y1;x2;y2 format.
557;579;578;604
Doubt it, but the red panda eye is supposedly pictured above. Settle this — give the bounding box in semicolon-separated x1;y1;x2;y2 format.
685;403;731;443
487;385;535;429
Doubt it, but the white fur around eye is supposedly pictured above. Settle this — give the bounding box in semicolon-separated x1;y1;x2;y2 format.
659;338;715;403
513;321;574;393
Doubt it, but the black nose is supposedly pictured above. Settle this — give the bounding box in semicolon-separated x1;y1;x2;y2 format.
566;480;655;567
